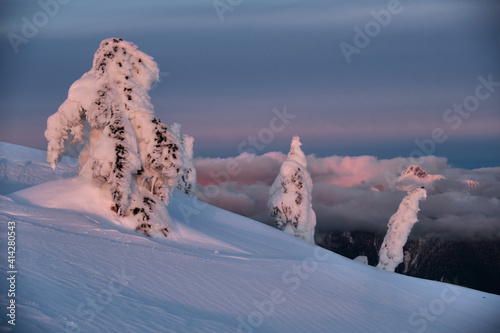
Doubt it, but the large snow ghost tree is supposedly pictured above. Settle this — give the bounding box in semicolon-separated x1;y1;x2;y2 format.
45;38;182;236
377;187;427;272
268;136;316;244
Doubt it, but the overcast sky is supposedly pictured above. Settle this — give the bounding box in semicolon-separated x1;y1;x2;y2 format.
1;0;499;168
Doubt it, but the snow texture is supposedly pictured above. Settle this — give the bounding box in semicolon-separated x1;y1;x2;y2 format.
377;187;427;272
44;38;183;236
0;142;78;195
1;144;499;333
268;136;316;244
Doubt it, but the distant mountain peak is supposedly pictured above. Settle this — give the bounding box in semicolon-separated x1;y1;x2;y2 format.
402;165;428;179
400;165;444;182
395;165;445;191
461;179;480;188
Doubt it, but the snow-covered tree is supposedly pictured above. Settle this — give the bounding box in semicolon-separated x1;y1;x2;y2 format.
177;134;197;197
169;123;183;149
377;187;427;272
268;136;316;244
45;38;182;236
169;123;196;197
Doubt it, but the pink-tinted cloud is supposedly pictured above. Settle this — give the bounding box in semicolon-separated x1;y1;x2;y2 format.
196;152;448;188
194;153;500;240
196;152;285;186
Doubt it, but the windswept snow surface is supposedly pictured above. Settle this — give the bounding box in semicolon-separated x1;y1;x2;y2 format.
0;144;499;332
0;142;78;195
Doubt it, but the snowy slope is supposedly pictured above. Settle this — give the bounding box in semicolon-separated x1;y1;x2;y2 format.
1;144;500;333
0;142;78;195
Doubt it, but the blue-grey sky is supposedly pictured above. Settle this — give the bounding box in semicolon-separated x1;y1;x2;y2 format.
1;0;499;168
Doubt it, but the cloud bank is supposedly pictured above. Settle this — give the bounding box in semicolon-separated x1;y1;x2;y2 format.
193;153;500;240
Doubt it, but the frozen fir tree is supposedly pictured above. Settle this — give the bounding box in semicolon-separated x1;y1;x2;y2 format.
268;136;316;244
45;38;182;236
178;134;197;197
170;123;197;197
377;187;427;272
169;123;183;151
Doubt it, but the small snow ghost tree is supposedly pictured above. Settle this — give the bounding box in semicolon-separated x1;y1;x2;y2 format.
171;123;197;197
45;38;183;236
268;136;316;244
377;187;427;272
169;123;182;149
178;135;197;197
